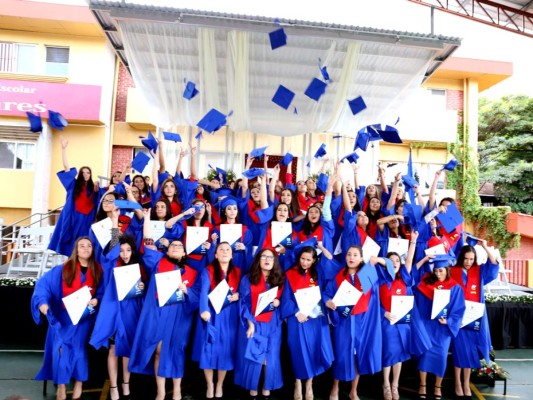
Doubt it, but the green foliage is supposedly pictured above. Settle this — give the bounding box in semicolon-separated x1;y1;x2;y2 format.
478;95;533;214
449;116;519;255
206;168;236;183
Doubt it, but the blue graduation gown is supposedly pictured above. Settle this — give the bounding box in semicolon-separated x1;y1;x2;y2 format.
48;168;97;257
414;280;465;377
31;264;103;384
451;261;499;368
89;244;144;357
128;248;200;378
234;276;284;391
280;271;333;380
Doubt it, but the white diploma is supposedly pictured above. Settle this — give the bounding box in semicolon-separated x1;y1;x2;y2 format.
220;224;242;246
331;280;362;307
155;269;182;307
91;217;112;248
390;295;414;325
425;244;446;256
362;236;381;263
271;221;293;247
388;237;409;257
113;263;141;301
424;207;440;223
255;286;279;317
474;245;488;264
333;233;343;256
186;226;209;254
461;300;485;327
149;220;167;242
431;289;451;319
62;285;92;325
294;286;322;317
208;279;231;314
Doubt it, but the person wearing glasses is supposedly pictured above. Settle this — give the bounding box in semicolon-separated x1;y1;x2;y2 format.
129;215;200;400
234;248;285;400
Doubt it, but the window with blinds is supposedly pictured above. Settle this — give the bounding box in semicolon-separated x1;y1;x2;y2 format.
0;42;39;74
45;46;69;76
0;126;38;170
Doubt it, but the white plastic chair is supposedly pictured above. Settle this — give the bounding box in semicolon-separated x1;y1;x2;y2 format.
485;260;513;295
6;226;55;278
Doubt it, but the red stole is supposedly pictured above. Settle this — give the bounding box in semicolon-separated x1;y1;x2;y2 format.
297;193;309;212
428;235;450;253
170;200;182;217
156;258;197;299
207;264;241;293
417;274;457;300
400;224;412;241
247;199;260;223
450;265;481;302
62;261;100;297
297;225;324;243
74;184;94;215
379;276;407;312
335;269;370;315
286;267;317;291
250;274;282;323
367;219;378;239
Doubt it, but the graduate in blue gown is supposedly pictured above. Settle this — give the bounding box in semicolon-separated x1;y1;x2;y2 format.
128;233;200;400
281;245;334;400
192;242;241;399
234;248;285;399
414;257;465;400
48;137;99;257
90;206;145;400
450;241;499;399
31;237;103;400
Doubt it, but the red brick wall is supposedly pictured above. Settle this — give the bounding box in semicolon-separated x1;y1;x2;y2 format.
111;146;133;174
447;90;464;125
505;236;533;259
115;62;135;122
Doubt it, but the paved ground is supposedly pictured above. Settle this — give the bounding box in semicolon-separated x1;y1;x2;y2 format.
0;345;531;400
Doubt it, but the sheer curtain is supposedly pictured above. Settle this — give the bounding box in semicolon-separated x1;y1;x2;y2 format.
117;20;438;137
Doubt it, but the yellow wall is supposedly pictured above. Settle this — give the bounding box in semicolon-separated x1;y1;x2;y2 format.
380;144;450;164
0;208;32;225
48;126;107;209
0;170;33;208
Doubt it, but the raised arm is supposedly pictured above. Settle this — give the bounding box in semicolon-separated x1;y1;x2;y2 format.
151;148;160;193
378;163;388;194
59;136;70;172
386;172;401;211
123;181;144;220
414;185;425;208
404;231;418;273
480;239;497;264
189;144;197;180
175;146;186;177
428;170;442;210
240;156;254;199
377;214;404;227
269;164;280;203
352;163;360;191
260;173;269;209
341;180;352;212
157;137;166;174
118;163;131;183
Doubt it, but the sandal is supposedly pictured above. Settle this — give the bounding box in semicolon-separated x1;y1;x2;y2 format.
383;385;392;400
418;384;427;400
109;386;119;400
434;385;442;400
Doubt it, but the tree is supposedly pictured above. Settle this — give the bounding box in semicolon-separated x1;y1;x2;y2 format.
478;95;533;214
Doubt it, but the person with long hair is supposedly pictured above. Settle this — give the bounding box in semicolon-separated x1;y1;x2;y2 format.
31;237;103;400
48;137;99;257
234;248;285;399
450;241;499;400
415;257;465;400
324;245;387;400
193;242;241;399
129;215;200;400
364;197;385;240
281;246;334;400
132;174;151;207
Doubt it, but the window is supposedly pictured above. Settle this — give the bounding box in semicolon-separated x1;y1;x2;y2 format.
0;141;35;170
45;46;69;76
0;42;39;74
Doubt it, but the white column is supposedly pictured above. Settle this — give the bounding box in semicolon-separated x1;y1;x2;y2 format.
31;125;52;225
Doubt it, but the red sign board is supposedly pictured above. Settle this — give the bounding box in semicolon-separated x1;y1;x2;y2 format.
0;79;102;121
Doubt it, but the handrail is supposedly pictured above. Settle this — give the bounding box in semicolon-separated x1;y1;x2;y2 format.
0;206;63;234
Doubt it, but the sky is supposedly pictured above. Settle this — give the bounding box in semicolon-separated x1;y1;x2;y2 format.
30;0;533;98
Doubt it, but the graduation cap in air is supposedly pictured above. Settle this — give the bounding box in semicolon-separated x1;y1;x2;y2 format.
26;112;42;133
163;131;182;142
313;143;327;159
242;168;267;179
373;124;402;144
442;159;459;171
182;202;205;220
196;108;227;133
340;151;360;164
131;152;151;174
304;78;327;102
140;131;158;153
272;85;295;110
348;96;367;116
354;130;370;152
429;253;456;269
48;110;68;130
435;202;464;234
280;152;294;166
249;146;268;160
183;81;199;100
401;175;419;190
209;164;227;184
195;131;203;140
269;27;287;50
464;232;482;247
114;199;142;210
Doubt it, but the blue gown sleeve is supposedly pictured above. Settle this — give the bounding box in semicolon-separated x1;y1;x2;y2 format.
316;173;328;194
280;281;299;318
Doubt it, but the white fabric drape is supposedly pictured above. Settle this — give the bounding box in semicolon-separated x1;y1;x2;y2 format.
117;20;438;137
